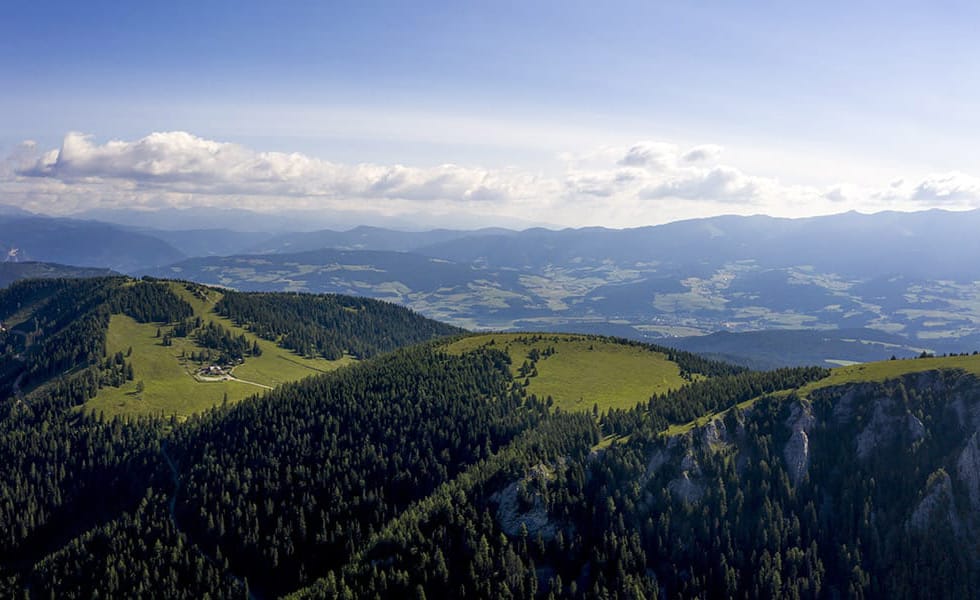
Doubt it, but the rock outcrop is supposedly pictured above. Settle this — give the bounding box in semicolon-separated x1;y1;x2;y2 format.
957;431;980;512
854;393;925;461
909;470;961;535
493;463;560;540
783;400;815;485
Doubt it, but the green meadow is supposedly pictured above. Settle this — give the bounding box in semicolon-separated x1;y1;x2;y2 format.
800;353;980;393
444;333;687;413
84;283;349;419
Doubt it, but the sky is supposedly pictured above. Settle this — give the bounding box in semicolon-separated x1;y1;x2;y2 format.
3;0;980;229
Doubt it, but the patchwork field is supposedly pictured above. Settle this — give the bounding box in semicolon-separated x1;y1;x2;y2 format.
444;333;687;412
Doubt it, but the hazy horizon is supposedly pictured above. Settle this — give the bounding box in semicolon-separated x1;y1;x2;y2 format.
4;2;980;229
7;201;980;235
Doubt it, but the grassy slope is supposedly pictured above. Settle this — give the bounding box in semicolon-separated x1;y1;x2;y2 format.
666;353;980;437
799;353;980;394
84;283;350;419
444;333;687;413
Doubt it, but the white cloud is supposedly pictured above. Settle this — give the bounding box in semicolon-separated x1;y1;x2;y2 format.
617;141;680;170
641;166;764;204
18;131;539;205
4;131;980;228
681;144;724;163
910;172;980;205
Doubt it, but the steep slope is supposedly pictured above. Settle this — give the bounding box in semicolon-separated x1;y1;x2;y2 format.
8;280;980;598
291;354;980;599
0;279;472;596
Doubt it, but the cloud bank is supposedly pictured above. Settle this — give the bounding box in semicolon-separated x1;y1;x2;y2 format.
5;131;980;227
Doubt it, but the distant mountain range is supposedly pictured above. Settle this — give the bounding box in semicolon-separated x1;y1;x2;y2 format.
0;215;184;272
0;262;118;288
6;207;980;366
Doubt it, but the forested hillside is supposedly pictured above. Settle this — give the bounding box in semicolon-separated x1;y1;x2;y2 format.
293;358;980;599
0;277;461;419
4;277;980;597
216;290;462;359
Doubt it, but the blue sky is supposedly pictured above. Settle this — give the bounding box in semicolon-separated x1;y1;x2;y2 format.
3;1;980;228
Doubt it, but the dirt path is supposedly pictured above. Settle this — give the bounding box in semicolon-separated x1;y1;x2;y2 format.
226;375;273;390
192;372;273;390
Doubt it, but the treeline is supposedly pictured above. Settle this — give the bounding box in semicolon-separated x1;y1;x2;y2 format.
0;278;535;597
11;276;977;598
215;291;463;359
101;349;135;387
564;372;979;598
166;345;545;596
194;321;260;362
107;280;194;323
292;370;980;599
297;411;602;599
0;278;196;396
647;365;830;427
596;366;829;438
0;278;115;393
289;366;830;599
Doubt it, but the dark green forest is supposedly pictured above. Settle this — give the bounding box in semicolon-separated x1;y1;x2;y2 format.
3;276;980;598
215;291;463;359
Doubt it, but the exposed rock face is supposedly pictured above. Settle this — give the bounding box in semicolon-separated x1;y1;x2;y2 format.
679;451;700;474
700;419;731;449
907;414;926;442
645;435;682;479
646;411;749;503
855;401;893;460
666;447;705;504
493;463;560;540
956;432;980;512
951;390;980;432
832;385;867;423
909;470;961;534
784;400;816;486
854;393;925;461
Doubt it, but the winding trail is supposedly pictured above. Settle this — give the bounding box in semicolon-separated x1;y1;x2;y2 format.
161;441;258;600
